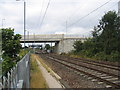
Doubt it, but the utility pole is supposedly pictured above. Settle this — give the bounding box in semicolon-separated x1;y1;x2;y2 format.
16;0;26;53
24;1;26;50
34;33;35;53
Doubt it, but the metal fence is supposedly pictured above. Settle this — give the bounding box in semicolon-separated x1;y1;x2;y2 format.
0;52;30;89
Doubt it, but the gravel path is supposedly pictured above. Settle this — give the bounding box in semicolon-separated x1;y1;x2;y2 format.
35;56;63;88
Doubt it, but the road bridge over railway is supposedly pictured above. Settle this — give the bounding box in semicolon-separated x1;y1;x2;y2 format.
20;34;86;54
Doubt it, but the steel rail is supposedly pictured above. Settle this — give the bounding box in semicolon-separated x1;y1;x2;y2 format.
43;55;120;88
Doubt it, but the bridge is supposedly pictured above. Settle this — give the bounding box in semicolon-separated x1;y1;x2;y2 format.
20;34;86;54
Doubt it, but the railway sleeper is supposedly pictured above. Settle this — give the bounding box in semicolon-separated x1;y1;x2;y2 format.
46;56;120;88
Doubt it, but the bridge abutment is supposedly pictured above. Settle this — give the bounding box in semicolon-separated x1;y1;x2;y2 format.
54;39;77;54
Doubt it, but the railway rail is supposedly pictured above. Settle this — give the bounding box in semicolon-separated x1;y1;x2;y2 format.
50;54;120;71
40;54;120;88
48;54;120;77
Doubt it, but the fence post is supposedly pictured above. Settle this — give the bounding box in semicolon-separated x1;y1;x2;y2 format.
3;76;7;88
10;69;13;88
7;72;10;89
2;52;30;89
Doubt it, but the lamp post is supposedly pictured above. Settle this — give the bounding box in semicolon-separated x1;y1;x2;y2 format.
16;0;26;49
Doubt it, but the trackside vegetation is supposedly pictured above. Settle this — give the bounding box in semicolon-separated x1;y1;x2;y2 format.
72;11;120;61
30;54;47;88
1;28;22;74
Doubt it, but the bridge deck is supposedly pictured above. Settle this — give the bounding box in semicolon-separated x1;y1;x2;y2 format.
20;34;85;43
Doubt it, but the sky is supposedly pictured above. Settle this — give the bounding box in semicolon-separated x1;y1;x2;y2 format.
0;0;119;37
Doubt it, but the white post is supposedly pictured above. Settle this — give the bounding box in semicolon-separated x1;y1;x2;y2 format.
7;72;10;88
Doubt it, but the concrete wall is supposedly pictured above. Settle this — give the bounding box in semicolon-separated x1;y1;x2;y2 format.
54;42;59;53
54;38;84;54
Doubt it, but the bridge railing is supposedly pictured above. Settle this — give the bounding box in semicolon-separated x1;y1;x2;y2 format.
0;52;30;89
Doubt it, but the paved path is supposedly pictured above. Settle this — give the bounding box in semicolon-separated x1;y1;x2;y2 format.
36;58;63;88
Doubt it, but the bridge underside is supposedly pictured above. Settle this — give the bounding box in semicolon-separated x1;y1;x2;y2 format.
20;41;59;43
20;39;76;54
20;34;85;54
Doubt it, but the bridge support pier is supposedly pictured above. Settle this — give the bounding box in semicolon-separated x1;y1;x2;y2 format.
54;39;75;54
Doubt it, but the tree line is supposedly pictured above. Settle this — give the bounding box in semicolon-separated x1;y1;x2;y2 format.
73;11;120;61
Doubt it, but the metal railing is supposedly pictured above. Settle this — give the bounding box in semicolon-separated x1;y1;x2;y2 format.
0;52;30;89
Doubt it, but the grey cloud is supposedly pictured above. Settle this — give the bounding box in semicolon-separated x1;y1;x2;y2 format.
0;0;119;36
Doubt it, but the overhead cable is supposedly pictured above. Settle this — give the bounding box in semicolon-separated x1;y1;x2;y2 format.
39;0;51;29
68;0;113;27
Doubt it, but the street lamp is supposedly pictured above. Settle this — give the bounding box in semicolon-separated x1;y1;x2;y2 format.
16;0;26;49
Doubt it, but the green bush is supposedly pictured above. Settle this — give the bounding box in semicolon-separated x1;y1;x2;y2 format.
94;51;120;61
94;52;107;61
109;51;120;61
2;56;16;75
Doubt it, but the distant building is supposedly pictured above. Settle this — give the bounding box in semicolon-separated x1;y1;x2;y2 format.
118;1;120;16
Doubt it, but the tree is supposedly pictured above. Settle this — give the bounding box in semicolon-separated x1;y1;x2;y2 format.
45;44;50;50
96;11;120;55
73;41;83;52
1;28;22;74
73;11;120;61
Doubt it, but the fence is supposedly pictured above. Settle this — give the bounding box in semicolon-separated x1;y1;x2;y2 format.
0;52;30;89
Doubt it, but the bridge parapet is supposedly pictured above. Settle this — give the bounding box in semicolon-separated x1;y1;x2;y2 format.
20;34;85;42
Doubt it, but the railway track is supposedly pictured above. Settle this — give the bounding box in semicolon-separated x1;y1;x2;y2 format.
49;54;120;77
40;54;120;88
50;54;120;71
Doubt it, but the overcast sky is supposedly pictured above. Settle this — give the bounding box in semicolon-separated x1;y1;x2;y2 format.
0;0;119;37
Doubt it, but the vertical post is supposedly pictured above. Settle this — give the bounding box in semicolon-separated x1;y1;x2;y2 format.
51;42;52;53
24;1;26;51
62;34;64;53
7;72;10;88
34;33;35;53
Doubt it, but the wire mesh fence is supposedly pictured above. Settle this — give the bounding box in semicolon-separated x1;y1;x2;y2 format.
0;52;30;89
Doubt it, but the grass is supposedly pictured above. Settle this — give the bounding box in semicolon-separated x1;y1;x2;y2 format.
67;53;98;61
19;49;29;59
34;55;51;73
30;54;47;88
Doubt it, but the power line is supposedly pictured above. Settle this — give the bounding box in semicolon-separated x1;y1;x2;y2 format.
39;0;51;29
80;1;118;27
68;0;113;27
37;0;45;27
